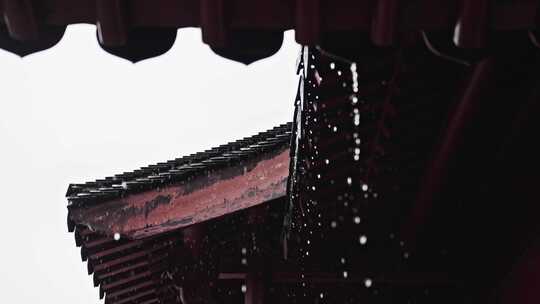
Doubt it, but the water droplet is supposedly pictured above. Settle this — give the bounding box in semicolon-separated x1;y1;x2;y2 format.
317;174;321;179
337;70;342;76
354;216;361;224
330;62;335;70
343;271;348;278
241;284;247;293
113;233;121;241
351;63;359;93
354;113;360;126
362;184;369;191
355;138;361;145
347;177;352;185
325;159;330;165
359;235;367;245
333;126;338;132
241;258;247;265
320;293;324;299
311;186;316;191
364;278;373;288
331;221;337;228
341;257;346;264
241;247;247;255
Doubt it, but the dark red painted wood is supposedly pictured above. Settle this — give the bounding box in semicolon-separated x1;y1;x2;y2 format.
1;0;539;61
96;0;127;46
70;147;289;239
2;0;38;40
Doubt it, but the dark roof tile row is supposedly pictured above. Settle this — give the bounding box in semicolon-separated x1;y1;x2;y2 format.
66;123;292;206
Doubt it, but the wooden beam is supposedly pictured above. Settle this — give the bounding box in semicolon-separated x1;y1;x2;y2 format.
245;270;265;304
69;147;289;239
218;272;453;287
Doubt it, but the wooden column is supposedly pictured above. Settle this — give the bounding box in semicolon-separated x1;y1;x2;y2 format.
244;207;270;304
181;223;218;304
245;266;265;304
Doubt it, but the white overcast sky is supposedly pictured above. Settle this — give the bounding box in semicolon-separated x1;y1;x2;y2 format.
0;25;299;303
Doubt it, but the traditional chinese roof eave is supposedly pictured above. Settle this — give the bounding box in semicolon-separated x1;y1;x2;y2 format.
67;122;292;239
1;0;539;64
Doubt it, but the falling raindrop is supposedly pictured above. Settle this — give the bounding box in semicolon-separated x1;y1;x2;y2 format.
333;126;338;132
241;247;247;255
347;177;352;185
320;293;324;299
362;184;369;191
364;278;373;288
354;112;360;126
343;271;348;279
331;221;337;228
325;159;330;165
340;257;346;264
113;233;121;241
330;62;335;70
354;216;361;224
241;284;247;293
241;258;247;265
359;235;368;245
351;63;359;93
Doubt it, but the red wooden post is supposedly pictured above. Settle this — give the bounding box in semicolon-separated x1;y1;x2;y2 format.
245;268;265;304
